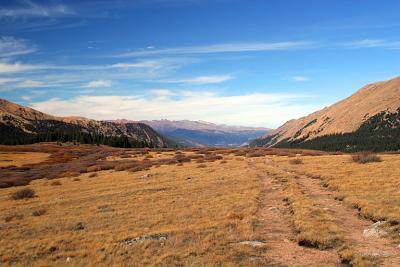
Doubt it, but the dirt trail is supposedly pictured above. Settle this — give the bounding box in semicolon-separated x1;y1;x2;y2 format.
256;160;400;266
286;168;400;266
256;165;340;266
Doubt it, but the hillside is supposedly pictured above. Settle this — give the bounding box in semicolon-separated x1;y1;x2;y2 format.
139;119;270;147
0;99;170;148
251;76;400;151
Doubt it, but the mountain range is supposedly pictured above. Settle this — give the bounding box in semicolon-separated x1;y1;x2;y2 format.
139;120;270;147
0;99;170;148
1;75;399;151
251;76;400;152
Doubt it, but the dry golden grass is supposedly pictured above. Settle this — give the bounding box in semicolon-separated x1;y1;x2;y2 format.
284;180;343;249
0;149;269;266
0;152;49;167
1;145;399;266
275;154;400;224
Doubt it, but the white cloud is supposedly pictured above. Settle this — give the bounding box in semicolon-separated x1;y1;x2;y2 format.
0;77;19;85
85;80;112;88
343;39;400;49
0;36;36;58
0;58;187;74
110;60;164;69
0;62;43;73
30;91;322;127
150;89;175;98
291;76;309;82
0;1;73;18
21;95;31;101
163;75;233;84
115;41;314;57
16;80;44;88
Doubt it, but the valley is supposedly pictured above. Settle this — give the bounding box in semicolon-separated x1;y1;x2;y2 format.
1;144;399;266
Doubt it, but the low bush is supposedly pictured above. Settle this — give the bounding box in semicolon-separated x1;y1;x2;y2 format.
351;152;381;164
32;209;46;216
50;180;62;186
115;162;138;171
87;165;101;172
289;158;303;165
246;151;265;158
88;173;98;178
10;188;35;200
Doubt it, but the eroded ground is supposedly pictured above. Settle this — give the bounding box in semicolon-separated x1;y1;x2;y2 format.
0;144;399;266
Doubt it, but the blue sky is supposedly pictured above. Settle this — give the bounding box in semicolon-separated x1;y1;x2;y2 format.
0;0;399;127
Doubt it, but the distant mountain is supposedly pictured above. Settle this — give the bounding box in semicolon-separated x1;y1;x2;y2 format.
138;119;270;147
0;99;171;148
251;76;400;152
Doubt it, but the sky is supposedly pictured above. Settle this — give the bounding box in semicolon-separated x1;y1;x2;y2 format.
0;0;399;128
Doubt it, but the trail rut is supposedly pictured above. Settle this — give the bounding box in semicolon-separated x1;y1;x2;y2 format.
256;159;400;266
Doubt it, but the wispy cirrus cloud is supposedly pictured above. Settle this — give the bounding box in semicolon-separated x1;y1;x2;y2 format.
161;75;233;85
0;62;43;73
30;91;320;127
0;1;73;19
291;76;309;82
84;80;112;88
0;36;36;58
114;41;315;57
343;39;400;49
0;58;187;73
0;77;19;85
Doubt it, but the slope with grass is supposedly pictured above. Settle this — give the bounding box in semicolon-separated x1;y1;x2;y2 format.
252;76;400;151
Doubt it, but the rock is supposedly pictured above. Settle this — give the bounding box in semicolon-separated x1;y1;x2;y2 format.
363;221;388;238
66;257;71;263
73;222;85;231
268;207;278;211
123;233;168;245
237;240;266;247
365;251;393;258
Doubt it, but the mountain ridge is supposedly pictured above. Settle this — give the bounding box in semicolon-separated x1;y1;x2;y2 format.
0;99;171;148
251;76;400;151
138;119;270;147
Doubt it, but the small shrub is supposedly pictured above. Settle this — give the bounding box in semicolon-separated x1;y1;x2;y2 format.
220;160;228;164
246;151;265;158
114;162;137;171
197;164;207;168
289;158;303;165
32;209;46;216
351;152;381;164
10;188;35;200
73;177;81;181
60;171;80;178
13;179;30;186
4;214;23;222
100;164;115;171
88;173;98;178
50;180;62;186
87;165;101;172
